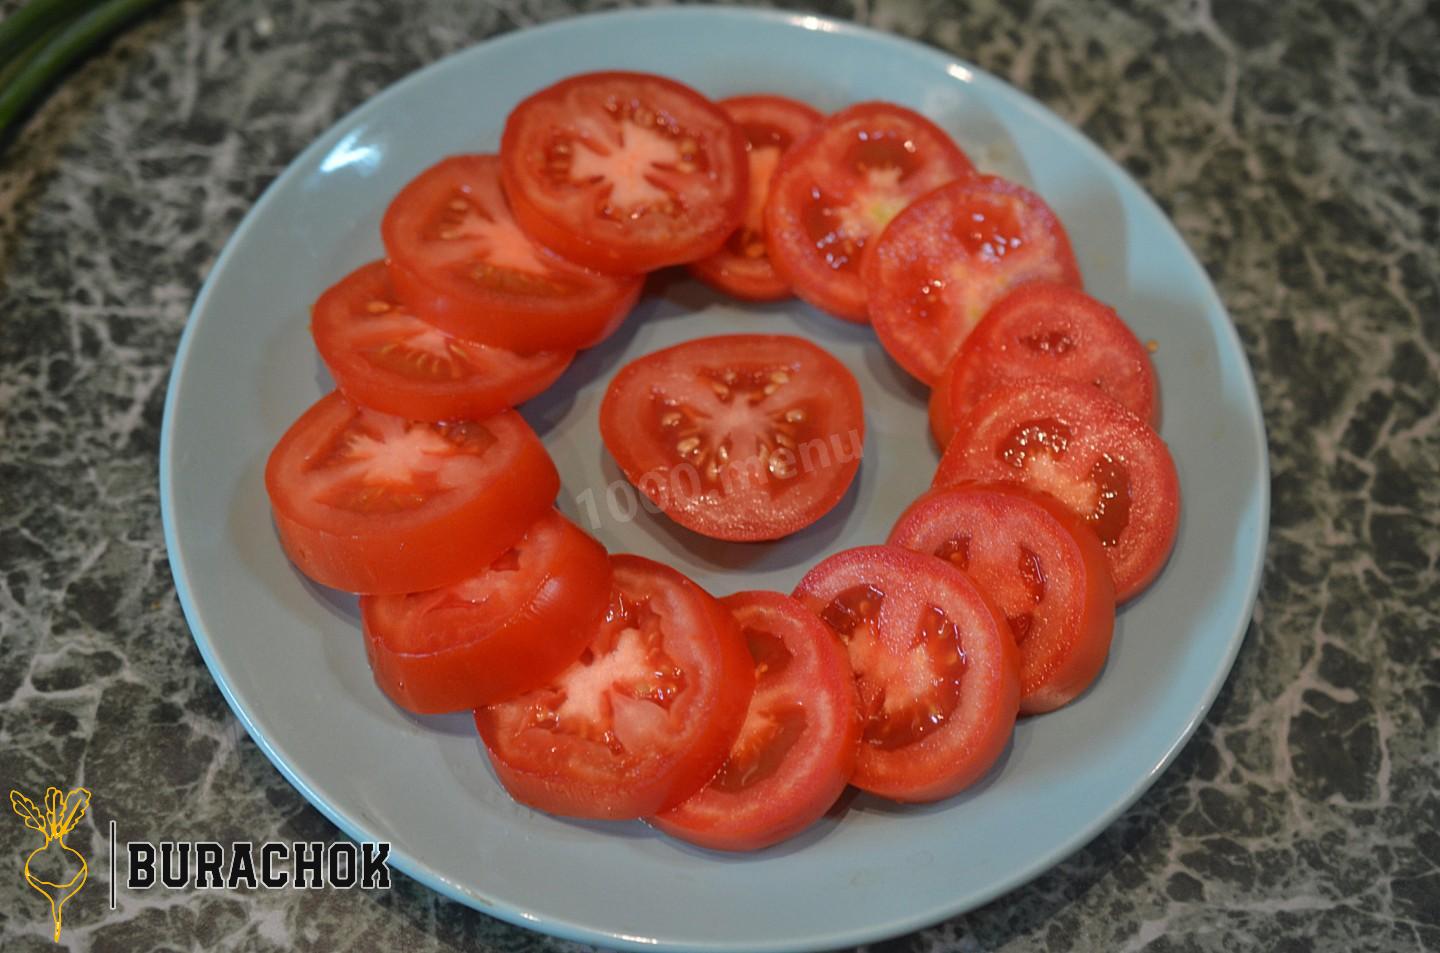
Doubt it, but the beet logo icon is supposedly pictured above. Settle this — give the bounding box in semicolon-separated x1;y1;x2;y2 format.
11;786;91;942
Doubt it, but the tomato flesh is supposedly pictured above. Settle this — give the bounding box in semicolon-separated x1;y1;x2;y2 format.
264;392;558;594
688;96;823;301
381;154;642;352
500;72;748;274
476;555;754;820
865;175;1082;384
889;484;1115;714
652;591;860;851
765;102;974;322
600;334;864;541
933;378;1179;602
793;546;1020;802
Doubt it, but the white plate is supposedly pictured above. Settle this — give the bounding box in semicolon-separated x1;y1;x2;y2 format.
160;9;1268;951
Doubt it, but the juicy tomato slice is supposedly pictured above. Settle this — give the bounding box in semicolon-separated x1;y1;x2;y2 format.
651;590;860;851
311;261;573;422
888;484;1115;715
599;334;865;542
500;72;748;274
381;154;643;351
929;361;959;448
946;282;1159;426
793;546;1019;802
264;392;559;594
688;95;823;301
361;510;612;714
865;175;1082;385
933;378;1180;603
765;102;974;322
476;555;755;820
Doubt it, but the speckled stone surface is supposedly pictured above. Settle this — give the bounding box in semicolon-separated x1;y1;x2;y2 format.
1;0;1436;949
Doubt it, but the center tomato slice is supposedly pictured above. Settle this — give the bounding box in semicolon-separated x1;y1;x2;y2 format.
599;334;865;542
793;545;1020;803
765;102;974;322
264;392;559;594
500;71;748;274
651;591;860;851
381;154;642;352
476;555;755;820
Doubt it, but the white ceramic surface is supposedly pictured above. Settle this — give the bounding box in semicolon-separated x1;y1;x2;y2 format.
160;9;1269;951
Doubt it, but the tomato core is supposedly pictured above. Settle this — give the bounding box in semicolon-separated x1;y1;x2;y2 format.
998;417;1134;546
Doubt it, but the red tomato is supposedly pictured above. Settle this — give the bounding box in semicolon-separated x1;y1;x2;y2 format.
865;175;1082;385
381;154;642;352
765;102;974;322
946;282;1159;426
311;261;573;422
687;95;823;301
264;392;558;594
500;72;748;274
793;546;1020;802
599;334;865;541
933;378;1180;603
360;511;611;714
651;591;860;851
929;363;958;448
888;484;1115;715
476;555;755;820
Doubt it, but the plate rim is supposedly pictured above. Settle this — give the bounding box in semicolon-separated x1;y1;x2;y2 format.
159;7;1271;951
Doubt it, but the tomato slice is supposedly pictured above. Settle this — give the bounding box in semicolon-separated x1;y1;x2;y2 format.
687;95;823;301
360;511;611;713
381;154;642;351
793;546;1020;802
476;555;754;820
865;175;1082;385
311;261;573;422
651;590;860;851
599;334;865;542
929;363;958;448
765;102;974;322
888;484;1115;715
946;282;1159;426
933;378;1180;603
264;392;558;594
500;72;748;274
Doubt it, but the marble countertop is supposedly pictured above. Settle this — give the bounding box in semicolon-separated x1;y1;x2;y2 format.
1;0;1436;950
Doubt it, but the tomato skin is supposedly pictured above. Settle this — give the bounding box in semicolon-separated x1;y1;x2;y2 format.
793;546;1020;803
946;282;1159;426
865;175;1082;385
888;484;1115;715
476;555;755;820
381;154;643;352
933;378;1180;603
651;591;860;851
688;95;823;301
928;361;959;448
765;101;974;322
311;261;573;422
360;511;611;714
265;393;559;594
501;72;748;274
599;334;865;541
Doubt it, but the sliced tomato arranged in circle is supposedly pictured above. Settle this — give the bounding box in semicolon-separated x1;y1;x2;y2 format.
765;102;974;322
500;71;748;274
381;154;642;352
311;261;573;422
599;334;865;542
793;546;1019;802
933;378;1180;603
888;484;1115;715
688;95;823;301
652;590;860;851
865;175;1082;385
946;282;1159;426
361;510;612;714
476;555;755;820
264;392;558;594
